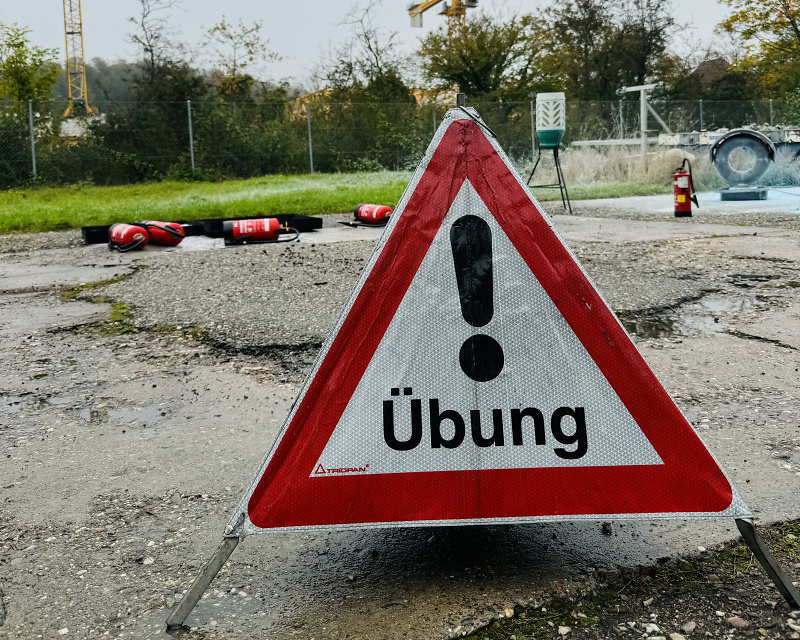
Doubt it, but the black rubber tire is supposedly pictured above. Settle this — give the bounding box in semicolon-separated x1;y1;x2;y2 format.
713;135;772;186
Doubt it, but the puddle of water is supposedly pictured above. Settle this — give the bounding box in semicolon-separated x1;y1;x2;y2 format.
0;395;48;412
620;293;763;339
79;404;170;425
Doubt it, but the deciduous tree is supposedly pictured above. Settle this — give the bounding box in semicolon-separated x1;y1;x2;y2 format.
0;23;59;104
417;13;554;101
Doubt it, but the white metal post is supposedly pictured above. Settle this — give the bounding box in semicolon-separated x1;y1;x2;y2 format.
530;100;536;159
187;100;196;173
28;100;37;178
640;88;648;159
617;84;661;160
306;102;314;174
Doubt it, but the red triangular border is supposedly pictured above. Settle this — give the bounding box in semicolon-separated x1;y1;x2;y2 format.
245;118;734;529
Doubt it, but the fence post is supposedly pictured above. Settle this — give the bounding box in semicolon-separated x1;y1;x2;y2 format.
699;100;704;131
618;100;624;138
187;100;196;173
432;106;437;136
770;99;774;126
640;88;648;160
28;100;37;179
305;102;314;174
530;100;536;160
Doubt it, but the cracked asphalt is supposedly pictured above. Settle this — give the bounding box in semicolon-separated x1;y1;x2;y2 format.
0;206;799;639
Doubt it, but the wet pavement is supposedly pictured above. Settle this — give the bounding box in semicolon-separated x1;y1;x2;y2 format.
0;209;799;639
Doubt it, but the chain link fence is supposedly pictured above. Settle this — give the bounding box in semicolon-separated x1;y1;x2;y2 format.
0;99;791;190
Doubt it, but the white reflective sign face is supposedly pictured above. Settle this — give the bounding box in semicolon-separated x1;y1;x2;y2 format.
313;181;662;477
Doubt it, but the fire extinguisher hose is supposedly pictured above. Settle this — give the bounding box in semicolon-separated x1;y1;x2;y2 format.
228;226;300;245
277;226;300;242
141;222;184;237
109;236;147;253
683;158;700;208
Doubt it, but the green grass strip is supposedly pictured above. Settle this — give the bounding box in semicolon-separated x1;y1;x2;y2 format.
0;173;670;235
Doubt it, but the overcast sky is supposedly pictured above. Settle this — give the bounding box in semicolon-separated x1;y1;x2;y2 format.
6;0;731;89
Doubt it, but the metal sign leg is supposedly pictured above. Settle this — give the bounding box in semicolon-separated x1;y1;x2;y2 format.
553;147;573;215
165;534;241;630
736;518;800;610
527;149;542;184
527;148;573;215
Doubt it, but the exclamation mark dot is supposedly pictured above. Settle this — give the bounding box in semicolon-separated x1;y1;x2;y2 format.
449;215;504;382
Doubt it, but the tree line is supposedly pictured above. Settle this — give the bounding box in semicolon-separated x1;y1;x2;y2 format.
1;0;799;189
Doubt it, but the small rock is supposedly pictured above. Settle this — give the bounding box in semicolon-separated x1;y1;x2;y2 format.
707;574;721;583
602;522;613;535
757;629;768;637
170;491;181;503
791;634;800;640
644;597;654;607
715;611;725;617
681;622;697;634
670;634;686;640
726;616;749;629
504;607;515;618
650;637;666;640
646;623;661;634
142;557;154;565
577;613;587;619
558;626;572;636
346;574;354;581
788;621;800;633
697;546;706;552
58;630;69;636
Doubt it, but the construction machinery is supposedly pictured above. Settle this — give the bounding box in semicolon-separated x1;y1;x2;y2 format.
407;0;478;28
62;0;96;117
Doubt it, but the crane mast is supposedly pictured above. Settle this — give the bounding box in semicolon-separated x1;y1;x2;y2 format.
63;0;95;116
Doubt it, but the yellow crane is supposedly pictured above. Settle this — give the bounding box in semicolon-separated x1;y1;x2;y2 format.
62;0;96;116
407;0;478;28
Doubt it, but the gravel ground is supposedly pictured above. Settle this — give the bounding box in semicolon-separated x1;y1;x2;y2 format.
1;205;800;640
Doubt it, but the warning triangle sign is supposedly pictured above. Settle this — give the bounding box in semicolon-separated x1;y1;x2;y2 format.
232;108;750;533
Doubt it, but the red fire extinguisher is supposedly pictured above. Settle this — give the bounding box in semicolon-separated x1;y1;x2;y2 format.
108;223;149;252
222;218;299;245
674;158;699;218
338;204;393;228
140;221;185;246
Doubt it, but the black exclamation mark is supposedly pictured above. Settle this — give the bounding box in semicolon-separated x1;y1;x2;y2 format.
450;215;504;382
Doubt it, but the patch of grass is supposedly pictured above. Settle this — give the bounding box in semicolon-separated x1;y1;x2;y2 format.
2;171;677;235
108;302;132;324
0;172;412;234
185;326;204;341
90;302;137;335
61;275;128;300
